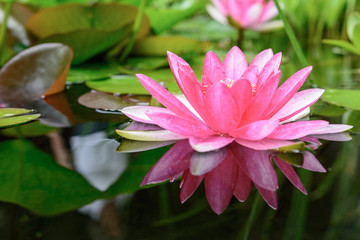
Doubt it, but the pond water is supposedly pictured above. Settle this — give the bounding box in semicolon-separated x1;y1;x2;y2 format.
1;1;360;239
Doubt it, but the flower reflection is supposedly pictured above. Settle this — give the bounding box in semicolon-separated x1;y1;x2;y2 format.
207;0;282;31
117;47;352;214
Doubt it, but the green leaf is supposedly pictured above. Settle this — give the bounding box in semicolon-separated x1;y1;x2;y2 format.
0;140;103;215
67;62;122;83
39;26;131;65
351;24;360;50
321;89;360;110
0;121;57;137
117;139;175;153
344;110;360;132
86;74;181;94
277;152;304;167
145;0;207;34
0;108;40;128
131;36;201;56
311;101;347;117
322;39;360;55
347;12;360;41
26;3;150;64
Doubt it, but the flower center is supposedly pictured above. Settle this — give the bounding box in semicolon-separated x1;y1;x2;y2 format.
220;77;234;88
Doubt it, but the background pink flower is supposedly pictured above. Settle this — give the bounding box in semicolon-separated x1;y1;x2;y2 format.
207;0;283;31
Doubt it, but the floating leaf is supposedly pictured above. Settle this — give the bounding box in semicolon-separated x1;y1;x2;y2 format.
0;121;57;137
0;108;40;128
0;140;103;215
131;36;201;56
67;62;122;83
145;0;207;34
311;101;347;117
117;139;175;153
0;43;73;104
26;3;150;64
321;89;360;110
86;74;181;94
78;91;149;110
344;110;360;132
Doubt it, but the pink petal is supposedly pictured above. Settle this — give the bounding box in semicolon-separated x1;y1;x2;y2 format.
147;108;215;137
230;119;279;141
136;74;199;121
302;151;326;172
235;138;296;150
259;1;278;22
201;51;224;86
189;135;233;152
265;66;313;118
190;147;227;175
310;124;353;134
233;168;252;202
273;156;307;194
230;78;253;120
121;106;165;124
223;46;248;81
255;184;278;209
141;140;193;186
204;82;240;133
124;121;162;131
268;120;329;140
205;156;238;215
271;88;325;122
116;129;186;141
180;170;204;203
250;48;273;72
241;72;281;124
232;145;278;191
311;132;352;141
257;52;282;89
301;136;322;149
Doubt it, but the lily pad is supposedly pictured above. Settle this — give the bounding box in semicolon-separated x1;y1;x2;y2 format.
0;139;103;215
26;3;150;64
0;43;73;104
67;62;122;83
78;91;149;110
131;36;202;56
0;108;40;128
321;89;360;111
86;74;181;94
145;0;207;34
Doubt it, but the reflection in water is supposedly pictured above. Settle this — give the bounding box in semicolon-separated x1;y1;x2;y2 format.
69;124;130;237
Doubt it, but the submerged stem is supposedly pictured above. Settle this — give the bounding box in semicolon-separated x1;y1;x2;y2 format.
237;28;244;49
243;192;261;240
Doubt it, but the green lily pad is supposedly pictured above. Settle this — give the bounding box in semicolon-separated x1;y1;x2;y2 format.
321;89;360;111
131;36;201;56
0;139;103;215
0;121;57;137
311;101;347;117
86;74;181;94
67;62;122;83
145;0;207;34
26;3;150;64
0;108;40;128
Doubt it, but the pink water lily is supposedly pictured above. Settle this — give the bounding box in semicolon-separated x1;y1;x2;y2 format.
207;0;283;31
117;46;352;214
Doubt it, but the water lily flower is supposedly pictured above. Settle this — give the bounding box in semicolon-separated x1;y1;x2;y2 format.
207;0;283;31
117;46;352;214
